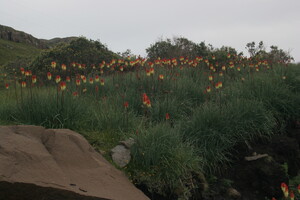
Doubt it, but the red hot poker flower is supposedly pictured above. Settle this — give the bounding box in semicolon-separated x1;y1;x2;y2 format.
89;77;94;84
165;113;170;120
55;75;61;83
51;61;57;69
32;75;37;84
61;64;67;71
5;83;9;89
47;72;52;80
100;79;105;86
95;75;100;82
60;81;66;91
158;74;164;80
76;79;81;86
290;191;295;200
66;76;71;82
124;101;129;108
20;67;25;75
21;81;26;88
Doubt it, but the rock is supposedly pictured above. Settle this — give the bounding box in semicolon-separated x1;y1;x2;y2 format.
119;138;135;149
111;145;131;168
233;156;288;199
0;125;149;200
227;188;241;199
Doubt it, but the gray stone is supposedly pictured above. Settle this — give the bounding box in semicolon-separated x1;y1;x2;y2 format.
119;137;135;149
111;145;131;168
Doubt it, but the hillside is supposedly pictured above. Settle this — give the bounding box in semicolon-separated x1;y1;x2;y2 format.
0;39;41;66
0;24;78;66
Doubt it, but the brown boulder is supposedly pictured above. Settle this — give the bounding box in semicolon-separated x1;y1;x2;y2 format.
0;125;149;200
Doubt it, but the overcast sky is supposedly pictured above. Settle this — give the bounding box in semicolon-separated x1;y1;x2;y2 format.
0;0;299;62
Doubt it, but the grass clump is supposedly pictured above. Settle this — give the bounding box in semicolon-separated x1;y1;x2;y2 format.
127;123;203;199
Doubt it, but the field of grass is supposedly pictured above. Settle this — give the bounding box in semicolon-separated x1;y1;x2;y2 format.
0;39;41;66
0;56;299;199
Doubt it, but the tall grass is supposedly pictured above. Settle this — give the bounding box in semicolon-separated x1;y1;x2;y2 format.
0;60;299;199
128;123;202;199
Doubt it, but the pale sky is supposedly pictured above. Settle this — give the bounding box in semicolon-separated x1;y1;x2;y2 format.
0;0;299;62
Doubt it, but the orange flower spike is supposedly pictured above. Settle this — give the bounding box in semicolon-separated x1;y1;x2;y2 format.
150;68;154;75
20;67;25;75
227;53;231;58
100;79;105;86
32;75;37;84
47;72;52;80
66;76;71;82
237;67;241;71
206;86;211;93
208;75;213;81
5;83;9;89
219;71;223;77
158;74;164;80
82;76;87;83
89;77;94;84
222;66;226;71
51;61;56;69
165;113;170;120
142;93;147;105
76;79;81;86
61;64;67;71
72;91;78;97
55;75;61;83
271;198;276;200
146;69;151;76
218;81;223;88
290;191;295;200
95;75;100;82
25;71;30;76
124;101;129;109
146;99;151;108
212;55;216;60
21;81;26;88
60;81;66;91
284;187;289;198
281;182;287;192
120;66;124;72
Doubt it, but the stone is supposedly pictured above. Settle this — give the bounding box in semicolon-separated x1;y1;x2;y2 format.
119;137;135;149
227;188;241;199
111;145;131;168
0;125;149;200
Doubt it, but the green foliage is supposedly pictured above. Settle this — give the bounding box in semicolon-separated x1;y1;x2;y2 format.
30;37;119;74
181;99;276;173
1;53;299;199
0;39;41;66
146;36;210;60
128;123;202;199
245;41;293;63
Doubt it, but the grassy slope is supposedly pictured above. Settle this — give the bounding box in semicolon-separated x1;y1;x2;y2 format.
0;39;41;66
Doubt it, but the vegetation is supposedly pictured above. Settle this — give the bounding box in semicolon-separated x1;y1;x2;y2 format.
30;37;119;75
1;49;299;199
0;30;299;199
0;39;41;66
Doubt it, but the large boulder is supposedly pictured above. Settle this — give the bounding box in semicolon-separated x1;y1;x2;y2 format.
0;125;149;200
